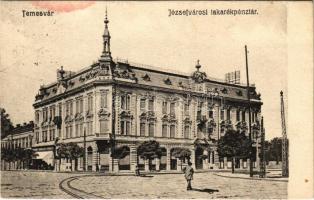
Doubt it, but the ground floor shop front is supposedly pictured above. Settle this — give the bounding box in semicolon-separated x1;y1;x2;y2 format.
50;139;259;173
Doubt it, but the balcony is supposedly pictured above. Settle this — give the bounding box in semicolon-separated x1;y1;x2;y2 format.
95;132;110;139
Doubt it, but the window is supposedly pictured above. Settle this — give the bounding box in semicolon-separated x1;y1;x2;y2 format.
140;123;145;136
43;131;47;142
209;110;213;118
197;102;202;120
49;130;53;141
87;121;93;135
66;101;70;116
148;99;154;111
252;112;255;122
242;111;246;121
227;109;231;120
220;110;225;120
140;99;146;111
88;95;93;111
76;124;79;137
126;121;131;135
35;132;39;143
170;125;175;138
70;101;73;116
70;125;73;138
120;121;125;135
170;102;175;115
162;102;167;114
76;99;80;114
184;126;190;139
51;129;55;141
100;91;107;108
236;110;240;121
43;108;48;122
184;103;189;115
80;123;83;137
121;95;130;110
198;102;203;111
162;124;167;137
149;123;154;137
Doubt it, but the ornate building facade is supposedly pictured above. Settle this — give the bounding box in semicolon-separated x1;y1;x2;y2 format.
32;12;262;172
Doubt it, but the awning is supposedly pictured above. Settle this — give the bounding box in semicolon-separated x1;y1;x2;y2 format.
35;151;54;165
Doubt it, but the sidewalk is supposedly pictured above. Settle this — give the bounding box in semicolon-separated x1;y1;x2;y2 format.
1;168;235;176
214;172;289;182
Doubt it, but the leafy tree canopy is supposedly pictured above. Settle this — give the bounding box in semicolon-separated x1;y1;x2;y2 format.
171;147;191;160
1;108;14;139
217;129;251;159
56;142;84;159
137;140;162;160
111;146;130;159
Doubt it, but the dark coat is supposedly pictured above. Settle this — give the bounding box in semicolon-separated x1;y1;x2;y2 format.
183;165;194;180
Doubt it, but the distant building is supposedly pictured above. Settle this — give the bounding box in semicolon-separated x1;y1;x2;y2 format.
1;121;34;170
1;121;34;150
32;12;262;172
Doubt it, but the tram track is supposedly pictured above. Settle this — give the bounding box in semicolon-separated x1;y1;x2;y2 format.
59;175;104;199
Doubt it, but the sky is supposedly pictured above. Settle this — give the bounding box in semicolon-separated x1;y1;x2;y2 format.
0;1;288;140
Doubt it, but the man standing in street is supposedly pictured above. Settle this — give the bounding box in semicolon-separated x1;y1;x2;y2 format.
182;161;194;190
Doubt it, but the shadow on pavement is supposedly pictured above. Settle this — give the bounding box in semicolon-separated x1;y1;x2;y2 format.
192;188;219;194
139;175;154;178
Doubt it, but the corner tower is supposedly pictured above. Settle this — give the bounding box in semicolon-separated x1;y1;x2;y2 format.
100;8;112;61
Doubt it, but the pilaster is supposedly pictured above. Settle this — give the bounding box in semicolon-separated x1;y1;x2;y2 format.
130;145;137;171
166;147;171;171
155;158;160;171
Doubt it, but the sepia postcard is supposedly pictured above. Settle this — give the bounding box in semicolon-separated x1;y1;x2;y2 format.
0;1;313;199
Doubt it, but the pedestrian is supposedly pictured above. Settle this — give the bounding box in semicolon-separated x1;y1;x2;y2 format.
182;161;194;190
135;165;140;176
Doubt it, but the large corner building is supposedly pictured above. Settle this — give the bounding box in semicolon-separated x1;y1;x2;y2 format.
32;11;262;172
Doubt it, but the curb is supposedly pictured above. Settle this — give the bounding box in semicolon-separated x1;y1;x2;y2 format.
213;173;288;182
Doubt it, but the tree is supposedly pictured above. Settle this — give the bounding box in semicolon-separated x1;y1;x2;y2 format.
171;147;191;170
217;129;251;173
56;143;68;171
67;142;84;171
264;137;287;164
56;143;84;171
0;108;14;139
111;146;130;159
21;148;38;169
137;140;162;170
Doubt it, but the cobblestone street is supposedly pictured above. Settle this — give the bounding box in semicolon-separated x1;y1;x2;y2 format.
1;171;287;199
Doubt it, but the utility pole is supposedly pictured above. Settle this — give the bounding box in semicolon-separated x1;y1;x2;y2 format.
260;116;266;178
280;91;289;177
110;84;116;172
83;128;86;171
245;45;254;177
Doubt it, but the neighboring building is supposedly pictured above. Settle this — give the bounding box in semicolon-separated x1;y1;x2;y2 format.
1;121;34;170
1;121;34;150
32;12;263;172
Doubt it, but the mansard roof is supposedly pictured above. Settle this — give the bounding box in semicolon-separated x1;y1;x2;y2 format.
34;58;261;108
